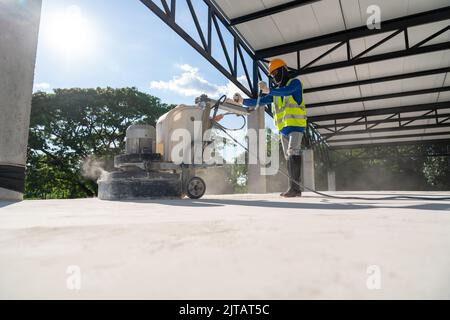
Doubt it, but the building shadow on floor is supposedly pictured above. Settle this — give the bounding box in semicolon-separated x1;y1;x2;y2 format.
0;201;18;209
335;192;450;197
3;197;448;211
121;198;450;211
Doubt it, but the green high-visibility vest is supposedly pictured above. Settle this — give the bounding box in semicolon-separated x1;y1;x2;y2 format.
272;79;307;132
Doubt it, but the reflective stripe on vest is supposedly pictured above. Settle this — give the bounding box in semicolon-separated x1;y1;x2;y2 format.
274;114;307;126
272;79;307;131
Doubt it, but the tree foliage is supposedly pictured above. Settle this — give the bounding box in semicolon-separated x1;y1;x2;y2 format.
26;87;173;199
423;156;450;188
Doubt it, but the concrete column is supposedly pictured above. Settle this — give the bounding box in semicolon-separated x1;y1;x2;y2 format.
301;149;315;191
327;170;336;191
0;0;42;201
247;106;266;193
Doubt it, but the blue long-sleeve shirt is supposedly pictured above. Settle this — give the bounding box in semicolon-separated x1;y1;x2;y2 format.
243;79;305;136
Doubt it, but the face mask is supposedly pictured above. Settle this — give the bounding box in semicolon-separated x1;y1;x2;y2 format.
272;67;285;86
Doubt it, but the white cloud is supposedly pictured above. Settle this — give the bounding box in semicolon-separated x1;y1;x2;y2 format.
218;75;247;99
150;64;247;99
33;82;52;92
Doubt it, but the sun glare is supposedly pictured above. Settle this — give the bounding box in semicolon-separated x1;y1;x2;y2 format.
44;5;95;59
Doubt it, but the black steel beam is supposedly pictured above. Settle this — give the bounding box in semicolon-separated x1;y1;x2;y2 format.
301;41;345;70
255;6;450;58
323;123;450;137
308;86;450;108
411;25;450;49
304;67;450;93
330;138;450;150
229;0;319;25
170;0;176;19
160;0;171;15
139;0;255;97
314;113;450;129
328;131;450;144
334;154;450;160
186;0;208;50
351;29;403;60
212;14;234;74
296;41;450;75
203;0;254;56
206;0;270;91
309;101;450;122
252;60;259;96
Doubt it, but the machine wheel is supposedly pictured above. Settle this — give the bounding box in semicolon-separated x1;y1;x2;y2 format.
186;177;206;199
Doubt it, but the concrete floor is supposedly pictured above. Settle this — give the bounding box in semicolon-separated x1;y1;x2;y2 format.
0;192;449;299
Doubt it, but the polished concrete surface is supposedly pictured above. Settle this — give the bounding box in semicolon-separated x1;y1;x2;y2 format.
1;192;449;299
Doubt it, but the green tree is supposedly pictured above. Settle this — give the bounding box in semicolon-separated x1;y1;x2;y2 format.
26;87;173;199
423;156;450;189
229;155;248;193
329;144;450;191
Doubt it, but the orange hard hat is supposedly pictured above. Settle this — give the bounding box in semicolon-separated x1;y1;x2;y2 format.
268;58;287;75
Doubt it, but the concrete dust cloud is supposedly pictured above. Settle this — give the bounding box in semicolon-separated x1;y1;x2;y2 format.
196;166;235;195
81;156;109;182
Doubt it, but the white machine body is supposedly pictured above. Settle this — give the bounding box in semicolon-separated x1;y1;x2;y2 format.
155;99;249;163
156;104;205;162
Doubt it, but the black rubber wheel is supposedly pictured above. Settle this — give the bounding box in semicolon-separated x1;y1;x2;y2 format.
186;176;206;199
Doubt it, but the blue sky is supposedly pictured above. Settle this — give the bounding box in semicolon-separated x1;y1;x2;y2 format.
33;0;252;105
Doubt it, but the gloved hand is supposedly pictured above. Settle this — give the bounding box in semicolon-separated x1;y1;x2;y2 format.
233;92;244;105
258;81;270;94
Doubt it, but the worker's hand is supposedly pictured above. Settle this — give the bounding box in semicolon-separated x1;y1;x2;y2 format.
225;98;236;105
233;93;244;105
258;81;270;94
213;114;224;122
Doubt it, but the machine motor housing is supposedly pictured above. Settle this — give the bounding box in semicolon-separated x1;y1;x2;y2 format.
125;124;156;155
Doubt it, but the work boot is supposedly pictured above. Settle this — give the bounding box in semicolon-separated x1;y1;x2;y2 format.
280;157;291;197
281;155;302;197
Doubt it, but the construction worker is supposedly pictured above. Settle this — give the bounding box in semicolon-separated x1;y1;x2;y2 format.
233;58;306;197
